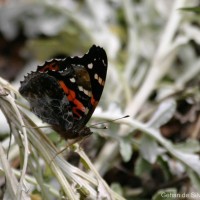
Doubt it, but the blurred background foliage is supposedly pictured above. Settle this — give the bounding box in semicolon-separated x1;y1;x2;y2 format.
0;0;200;199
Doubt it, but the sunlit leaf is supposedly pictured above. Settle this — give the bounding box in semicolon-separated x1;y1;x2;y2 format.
146;99;176;129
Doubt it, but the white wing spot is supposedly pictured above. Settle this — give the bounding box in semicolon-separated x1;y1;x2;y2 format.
88;63;93;69
98;77;102;85
70;78;76;83
94;73;98;80
78;86;83;91
102;59;106;66
88;91;92;97
83;89;89;96
83;89;92;97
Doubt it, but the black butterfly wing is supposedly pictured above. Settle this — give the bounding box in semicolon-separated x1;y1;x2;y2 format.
19;72;74;130
19;45;107;136
63;45;108;128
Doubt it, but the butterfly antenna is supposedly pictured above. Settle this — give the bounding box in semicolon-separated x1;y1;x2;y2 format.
89;115;129;129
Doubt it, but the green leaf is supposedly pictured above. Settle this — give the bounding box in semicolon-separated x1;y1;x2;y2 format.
119;139;132;162
131;120;200;176
179;7;200;14
152;188;177;200
110;183;123;196
173;139;200;153
187;169;200;192
140;135;163;164
135;157;152;176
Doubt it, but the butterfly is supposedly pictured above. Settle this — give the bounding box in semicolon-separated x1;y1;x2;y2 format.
19;45;107;140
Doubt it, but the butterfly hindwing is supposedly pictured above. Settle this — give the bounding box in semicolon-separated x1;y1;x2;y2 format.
19;72;74;129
